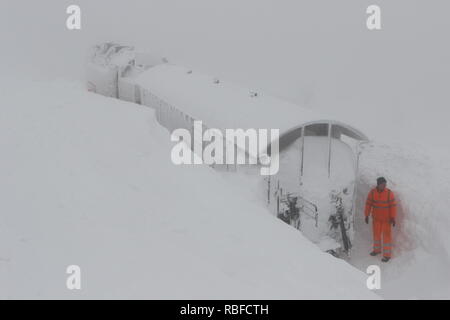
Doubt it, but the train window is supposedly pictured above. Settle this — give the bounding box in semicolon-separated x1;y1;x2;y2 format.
332;125;362;151
304;123;329;137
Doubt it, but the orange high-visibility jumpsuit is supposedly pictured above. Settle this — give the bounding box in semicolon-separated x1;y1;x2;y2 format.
365;188;397;257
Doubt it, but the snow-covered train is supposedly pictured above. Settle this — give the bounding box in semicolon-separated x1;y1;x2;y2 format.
87;43;368;257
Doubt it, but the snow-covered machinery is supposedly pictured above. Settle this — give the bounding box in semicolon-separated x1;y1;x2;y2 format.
87;43;368;258
86;42;168;100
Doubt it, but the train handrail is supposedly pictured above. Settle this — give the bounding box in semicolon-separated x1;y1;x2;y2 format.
297;194;319;228
281;192;319;228
266;178;319;228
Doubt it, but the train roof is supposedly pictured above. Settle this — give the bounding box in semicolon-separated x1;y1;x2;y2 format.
134;64;368;143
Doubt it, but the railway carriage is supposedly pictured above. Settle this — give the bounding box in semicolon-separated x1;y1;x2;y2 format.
87;43;368;256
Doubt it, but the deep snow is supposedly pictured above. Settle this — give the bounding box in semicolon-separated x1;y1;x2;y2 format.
1;0;449;300
2;76;449;299
0;79;377;299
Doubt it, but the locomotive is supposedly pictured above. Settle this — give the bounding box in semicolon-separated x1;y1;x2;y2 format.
87;43;368;257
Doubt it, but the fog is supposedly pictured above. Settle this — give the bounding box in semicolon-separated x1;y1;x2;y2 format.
1;0;449;147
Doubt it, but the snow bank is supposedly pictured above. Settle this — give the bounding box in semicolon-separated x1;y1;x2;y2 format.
86;62;118;97
0;79;377;299
352;141;450;299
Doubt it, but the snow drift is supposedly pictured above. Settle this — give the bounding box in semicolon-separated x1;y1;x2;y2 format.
0;78;377;299
1;0;449;300
350;141;450;299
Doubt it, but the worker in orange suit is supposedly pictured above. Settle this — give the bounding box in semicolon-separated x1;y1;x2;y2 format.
365;177;397;262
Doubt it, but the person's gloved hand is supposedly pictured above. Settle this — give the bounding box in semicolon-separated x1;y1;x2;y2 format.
365;216;369;224
390;218;396;227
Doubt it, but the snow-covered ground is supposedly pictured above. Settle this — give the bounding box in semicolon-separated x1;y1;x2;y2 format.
0;78;378;299
2;76;449;299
